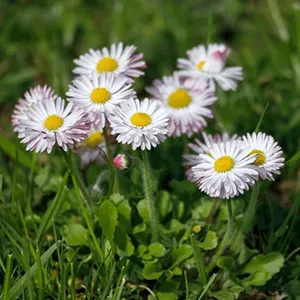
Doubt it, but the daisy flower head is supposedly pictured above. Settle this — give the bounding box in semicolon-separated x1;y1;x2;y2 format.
113;153;128;170
109;98;169;150
192;141;259;199
18;97;90;153
73;42;146;83
177;44;243;91
241;132;284;180
66;72;135;115
74;113;106;168
12;85;56;132
184;132;240;181
146;73;217;137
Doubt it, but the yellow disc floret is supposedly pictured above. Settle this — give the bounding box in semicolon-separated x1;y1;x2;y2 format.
214;156;235;172
96;57;118;73
85;131;103;148
168;89;192;109
44;115;63;131
249;149;266;166
197;60;206;71
90;88;111;104
130;113;152;127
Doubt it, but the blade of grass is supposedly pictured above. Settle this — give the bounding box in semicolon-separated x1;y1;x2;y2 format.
8;242;58;300
197;273;218;300
255;102;269;132
2;254;13;300
36;248;44;300
36;170;70;242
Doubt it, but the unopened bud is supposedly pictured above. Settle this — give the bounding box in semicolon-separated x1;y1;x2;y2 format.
113;154;128;170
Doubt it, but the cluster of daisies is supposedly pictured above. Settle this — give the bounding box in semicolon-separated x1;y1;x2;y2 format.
184;132;284;198
11;41;284;198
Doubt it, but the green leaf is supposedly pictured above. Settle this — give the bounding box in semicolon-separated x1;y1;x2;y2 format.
217;256;235;270
97;200;118;246
8;243;57;299
199;231;218;250
157;190;172;217
110;193;125;205
242;272;272;286
143;263;163;280
172;267;182;276
210;290;235;300
133;223;147;234
115;226;134;257
137;199;149;223
171;245;193;267
63;224;89;246
148;243;166;257
0;136;35;171
242;252;284;274
137;245;148;256
157;292;178;300
117;199;132;232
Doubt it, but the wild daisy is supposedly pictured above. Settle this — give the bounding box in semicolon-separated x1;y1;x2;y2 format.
73;42;146;82
109;98;169;150
74;112;106;168
12;85;55;132
177;44;243;91
192;141;259;199
66;72;135;115
241;132;284;180
113;153;128;170
18;97;90;153
184;132;239;181
146;73;217;136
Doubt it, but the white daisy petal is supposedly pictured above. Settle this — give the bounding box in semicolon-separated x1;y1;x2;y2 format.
241;132;284;180
146;73;217;137
192;141;259;199
11;85;57;132
109;98;169;151
17;97;90;153
177;43;243;91
72;43;146;82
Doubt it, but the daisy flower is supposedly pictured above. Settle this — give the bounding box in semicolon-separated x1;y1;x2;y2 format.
66;72;135;115
18;97;90;153
183;132;239;181
146;73;217;136
192;141;259;199
74;113;107;168
241;132;284;180
73;42;146;83
109;98;169;150
177;44;243;91
113;153;128;170
12;85;55;132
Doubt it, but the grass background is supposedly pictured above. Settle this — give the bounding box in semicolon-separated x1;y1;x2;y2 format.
0;0;300;299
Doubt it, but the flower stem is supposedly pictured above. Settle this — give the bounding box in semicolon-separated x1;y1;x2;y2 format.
207;198;233;273
242;183;260;233
190;233;207;285
141;150;159;242
103;126;119;193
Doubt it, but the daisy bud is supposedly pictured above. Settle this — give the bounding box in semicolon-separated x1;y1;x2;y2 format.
113;154;128;170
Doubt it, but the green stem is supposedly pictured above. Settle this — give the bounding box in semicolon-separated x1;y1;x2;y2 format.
207;198;233;273
103;127;119;193
141;151;159;242
242;183;260;233
190;234;207;285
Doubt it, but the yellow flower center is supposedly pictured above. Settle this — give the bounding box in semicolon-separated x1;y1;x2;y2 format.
90;88;111;104
85;131;103;148
167;89;192;109
249;149;266;166
130;112;152;127
214;156;235;173
192;225;202;233
44;115;63;131
197;60;206;71
96;57;118;73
